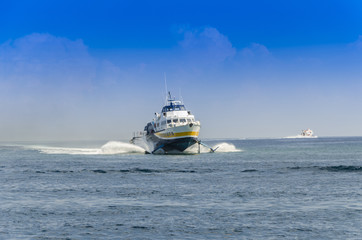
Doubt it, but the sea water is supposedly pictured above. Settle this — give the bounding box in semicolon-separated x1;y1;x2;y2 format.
0;137;361;239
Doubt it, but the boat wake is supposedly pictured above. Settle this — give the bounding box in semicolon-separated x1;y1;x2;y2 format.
213;142;242;152
27;141;146;155
283;135;318;139
184;142;242;154
26;141;241;155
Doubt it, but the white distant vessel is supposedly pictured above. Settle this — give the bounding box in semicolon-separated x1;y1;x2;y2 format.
130;92;217;154
284;128;318;139
300;128;315;137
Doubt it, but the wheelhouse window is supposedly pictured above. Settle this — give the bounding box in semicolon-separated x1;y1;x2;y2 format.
162;105;186;112
167;120;171;124
187;119;192;122
180;119;186;123
174;105;186;111
173;118;178;123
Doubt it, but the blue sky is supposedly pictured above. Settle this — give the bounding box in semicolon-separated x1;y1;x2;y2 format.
1;0;362;140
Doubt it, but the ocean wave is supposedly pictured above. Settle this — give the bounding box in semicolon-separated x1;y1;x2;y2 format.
116;168;200;174
287;165;362;172
241;169;258;172
319;165;362;172
25;168;203;174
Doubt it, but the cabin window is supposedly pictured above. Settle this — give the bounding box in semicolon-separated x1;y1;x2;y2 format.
167;120;171;124
173;118;178;123
180;119;186;123
162;104;186;112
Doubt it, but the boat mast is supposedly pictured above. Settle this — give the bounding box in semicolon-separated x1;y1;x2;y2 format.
164;73;168;105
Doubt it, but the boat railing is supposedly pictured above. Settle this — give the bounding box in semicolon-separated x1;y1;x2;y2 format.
133;131;146;137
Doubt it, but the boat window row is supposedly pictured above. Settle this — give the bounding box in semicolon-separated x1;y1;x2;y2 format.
166;118;193;124
161;105;186;112
156;118;193;128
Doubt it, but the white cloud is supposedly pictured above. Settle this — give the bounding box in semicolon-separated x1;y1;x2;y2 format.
0;33;127;93
0;33;129;141
241;43;271;58
2;33;88;59
0;33;96;89
175;26;272;70
178;27;236;63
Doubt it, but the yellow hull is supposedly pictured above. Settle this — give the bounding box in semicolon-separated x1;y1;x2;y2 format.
154;124;200;140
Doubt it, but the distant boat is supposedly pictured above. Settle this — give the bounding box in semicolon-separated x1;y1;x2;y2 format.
284;128;318;139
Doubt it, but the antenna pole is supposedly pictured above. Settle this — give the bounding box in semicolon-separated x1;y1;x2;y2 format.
179;88;183;104
164;73;168;104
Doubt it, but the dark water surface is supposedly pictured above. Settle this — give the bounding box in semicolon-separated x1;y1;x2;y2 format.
1;137;361;239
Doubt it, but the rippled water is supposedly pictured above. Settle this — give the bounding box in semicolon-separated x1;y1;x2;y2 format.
1;137;361;239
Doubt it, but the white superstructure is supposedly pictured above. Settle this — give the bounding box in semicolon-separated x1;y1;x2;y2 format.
131;92;203;154
151;93;200;141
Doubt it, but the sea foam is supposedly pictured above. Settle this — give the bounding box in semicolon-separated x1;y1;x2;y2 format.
27;141;240;155
27;141;146;155
184;142;242;154
212;142;242;152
